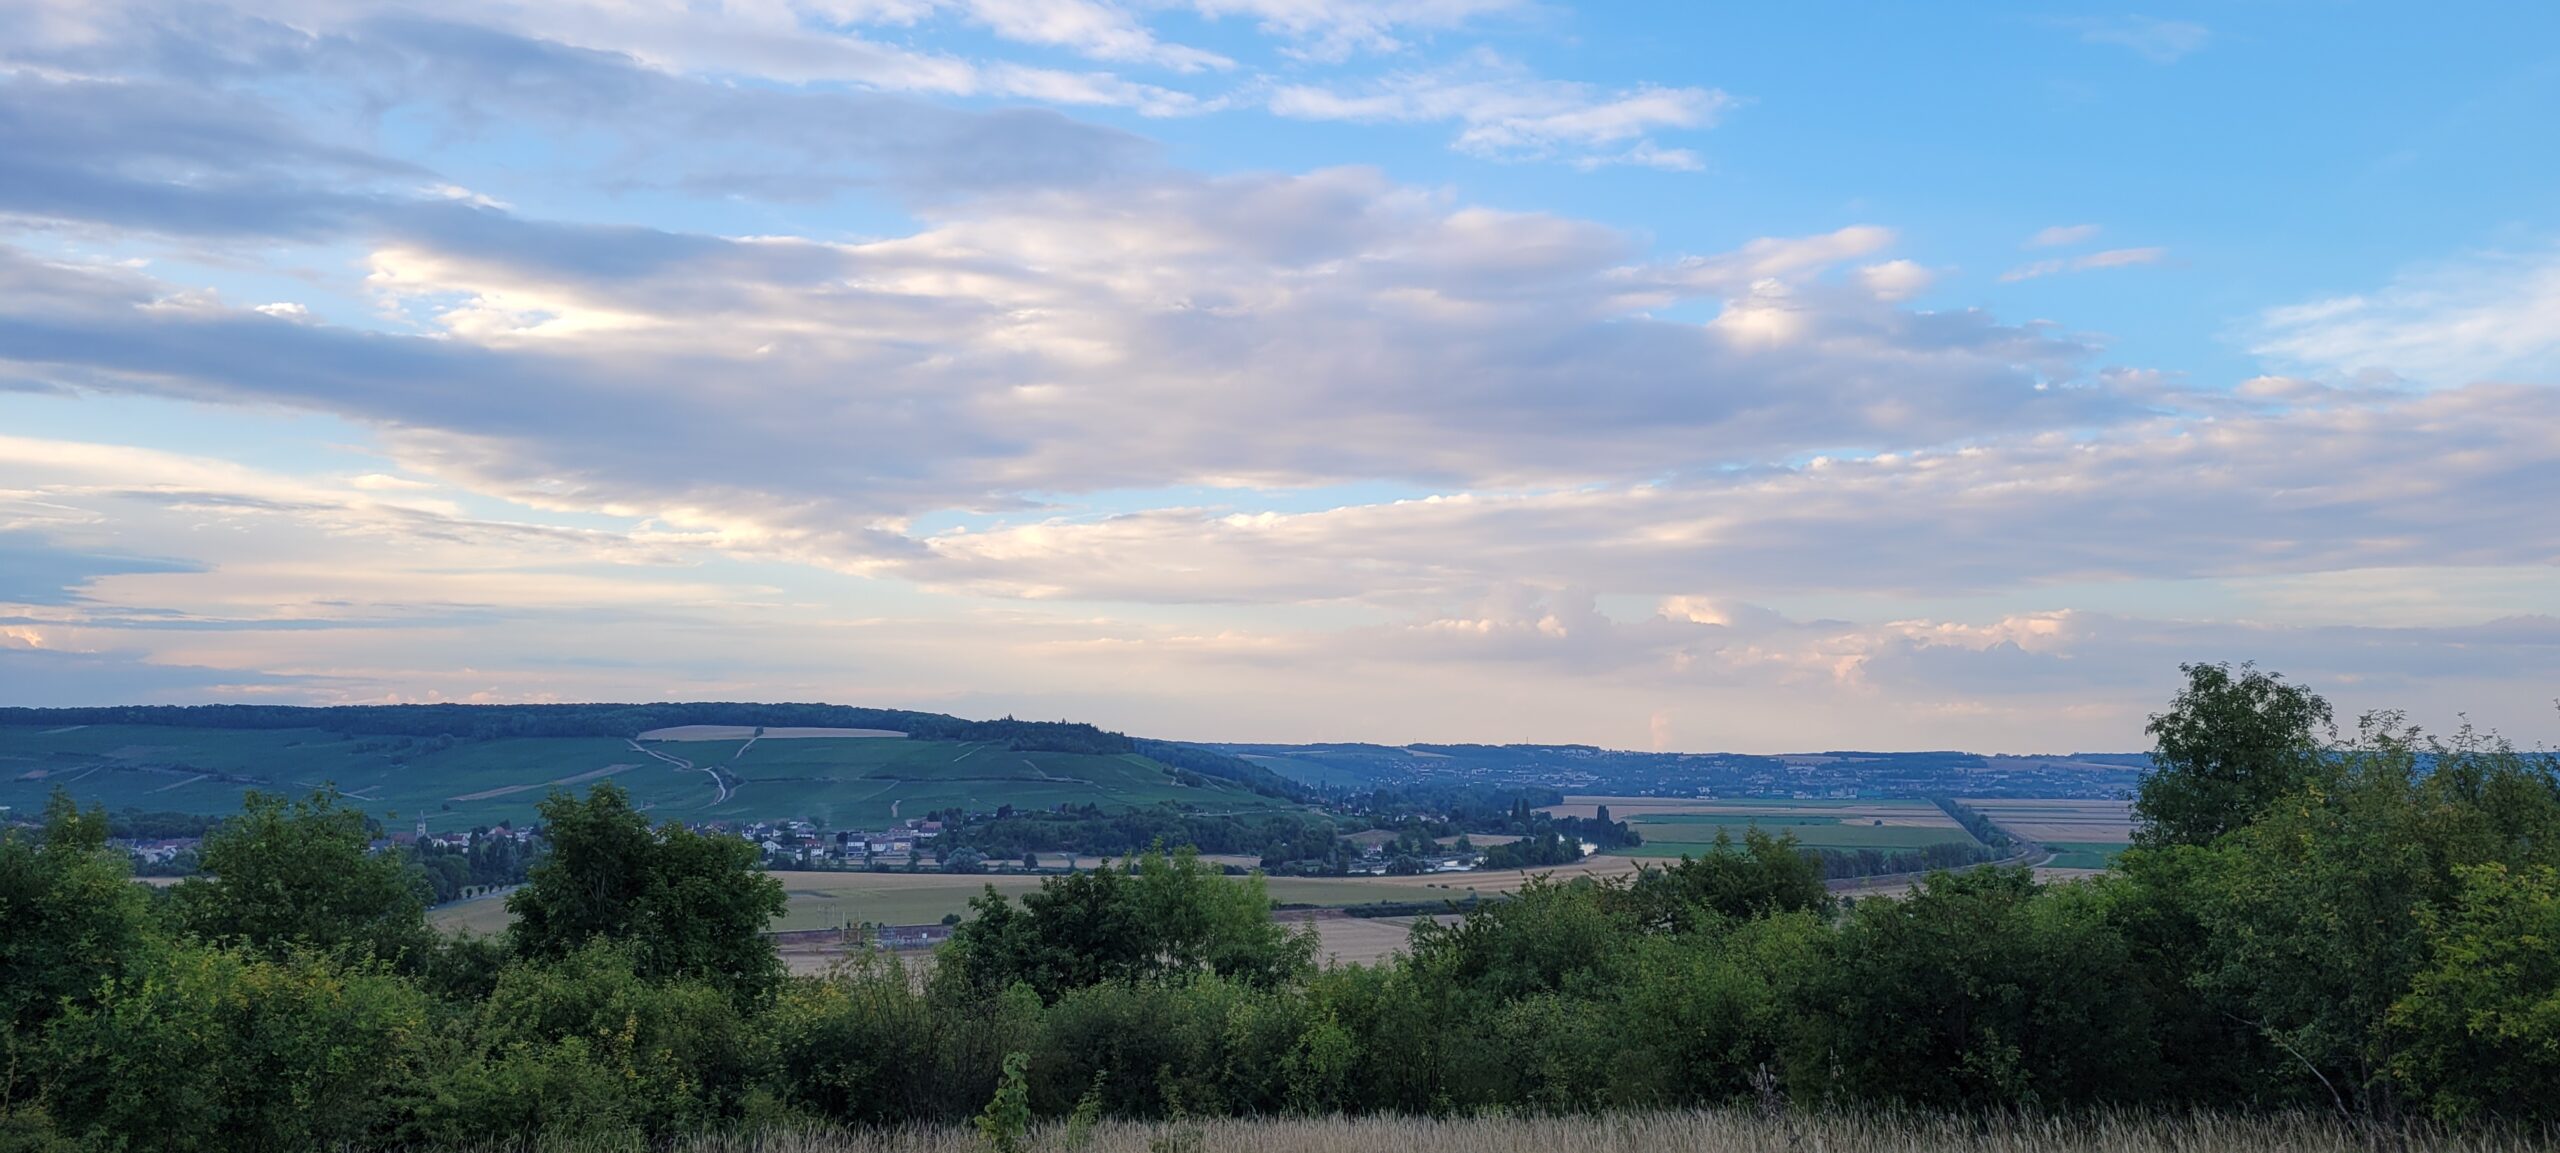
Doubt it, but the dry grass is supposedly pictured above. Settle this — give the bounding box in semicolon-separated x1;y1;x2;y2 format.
431;858;1651;940
600;1111;2555;1153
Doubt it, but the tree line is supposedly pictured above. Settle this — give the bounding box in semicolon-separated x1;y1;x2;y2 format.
5;662;2559;1150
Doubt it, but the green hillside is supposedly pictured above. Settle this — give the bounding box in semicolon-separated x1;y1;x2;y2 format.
0;721;1297;830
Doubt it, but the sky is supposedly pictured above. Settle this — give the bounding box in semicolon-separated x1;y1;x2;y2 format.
1;1;2556;753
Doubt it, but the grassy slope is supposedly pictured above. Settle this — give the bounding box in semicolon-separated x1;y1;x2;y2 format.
1;725;1290;830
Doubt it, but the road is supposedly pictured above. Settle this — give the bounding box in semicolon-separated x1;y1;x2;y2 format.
628;739;731;805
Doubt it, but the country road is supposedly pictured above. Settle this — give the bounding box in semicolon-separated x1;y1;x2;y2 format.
628;738;731;805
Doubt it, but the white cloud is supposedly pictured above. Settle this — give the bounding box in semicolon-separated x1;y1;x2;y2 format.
2001;246;2166;282
5;0;2556;749
2027;223;2101;248
2075;16;2211;64
870;382;2560;608
1270;53;1729;165
1857;259;1934;301
2251;246;2560;387
1188;0;1526;59
0;180;2101;541
955;0;1233;71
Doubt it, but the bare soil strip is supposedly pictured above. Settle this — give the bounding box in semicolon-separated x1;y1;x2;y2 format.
448;763;640;803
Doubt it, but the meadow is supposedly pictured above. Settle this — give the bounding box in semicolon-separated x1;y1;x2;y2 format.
521;1111;2559;1153
0;724;1286;830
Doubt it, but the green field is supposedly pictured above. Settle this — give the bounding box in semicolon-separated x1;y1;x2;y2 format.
1;724;1291;830
1623;808;1983;857
2038;842;2127;869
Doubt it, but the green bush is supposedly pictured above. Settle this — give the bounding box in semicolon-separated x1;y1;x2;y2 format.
39;944;434;1152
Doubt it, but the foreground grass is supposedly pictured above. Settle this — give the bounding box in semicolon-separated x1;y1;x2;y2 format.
488;1111;2557;1153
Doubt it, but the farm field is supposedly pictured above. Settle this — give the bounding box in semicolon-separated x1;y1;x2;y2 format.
429;854;1650;937
1542;795;1961;826
1298;914;1450;967
2039;842;2127;869
424;887;520;936
0;724;1287;830
1545;796;1983;858
770;910;1449;975
1954;797;2136;847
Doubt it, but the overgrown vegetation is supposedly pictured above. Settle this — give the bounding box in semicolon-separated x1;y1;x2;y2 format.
5;662;2558;1150
392;1111;2560;1153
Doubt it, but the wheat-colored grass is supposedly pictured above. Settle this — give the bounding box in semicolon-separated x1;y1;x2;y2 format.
554;1111;2554;1153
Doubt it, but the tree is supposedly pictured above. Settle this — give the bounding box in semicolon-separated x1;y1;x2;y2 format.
2192;720;2560;1119
939;848;1313;1002
40;944;434;1152
1607;827;1830;935
412;941;764;1145
1801;867;2160;1108
507;783;786;1005
976;1052;1032;1153
171;789;429;965
1;791;154;1044
2388;862;2560;1121
2133;662;2333;849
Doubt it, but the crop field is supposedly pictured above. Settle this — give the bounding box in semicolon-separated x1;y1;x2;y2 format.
2039;842;2127;869
0;724;1285;829
428;854;1650;937
1542;795;1962;827
1550;796;1982;859
765;872;1055;931
1299;914;1450;967
424;888;520;936
1955;798;2137;845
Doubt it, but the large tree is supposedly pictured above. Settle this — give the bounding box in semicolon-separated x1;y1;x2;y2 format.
2191;721;2560;1119
939;847;1314;1002
1;792;155;1044
172;789;429;965
506;783;785;1005
2133;662;2334;849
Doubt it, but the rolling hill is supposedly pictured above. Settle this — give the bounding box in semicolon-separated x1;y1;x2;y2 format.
0;704;1306;830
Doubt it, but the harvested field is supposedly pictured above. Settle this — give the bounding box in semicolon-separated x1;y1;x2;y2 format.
426;887;520;936
1267;853;1647;909
638;725;906;741
1956;798;2136;844
433;856;1654;938
1297;912;1452;967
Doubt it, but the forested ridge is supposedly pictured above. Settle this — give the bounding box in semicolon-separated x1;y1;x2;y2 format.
6;663;2560;1151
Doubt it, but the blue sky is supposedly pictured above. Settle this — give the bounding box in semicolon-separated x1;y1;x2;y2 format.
1;0;2555;751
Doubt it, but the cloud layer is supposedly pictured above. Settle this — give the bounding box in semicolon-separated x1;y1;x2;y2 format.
0;0;2553;749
